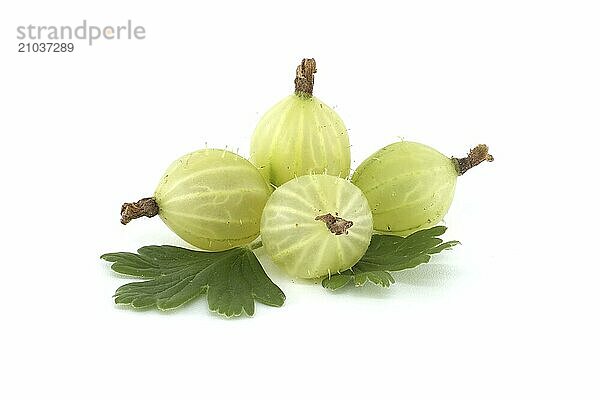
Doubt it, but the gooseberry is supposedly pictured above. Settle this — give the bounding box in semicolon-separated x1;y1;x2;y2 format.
351;142;493;236
120;149;272;251
250;58;351;187
260;174;373;279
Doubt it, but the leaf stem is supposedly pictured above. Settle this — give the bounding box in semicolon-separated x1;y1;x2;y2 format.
248;239;263;251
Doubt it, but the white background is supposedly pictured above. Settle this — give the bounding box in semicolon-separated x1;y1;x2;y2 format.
1;1;598;398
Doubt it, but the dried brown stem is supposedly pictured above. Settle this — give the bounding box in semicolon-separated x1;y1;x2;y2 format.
315;213;353;235
294;58;317;96
120;197;159;225
451;144;494;176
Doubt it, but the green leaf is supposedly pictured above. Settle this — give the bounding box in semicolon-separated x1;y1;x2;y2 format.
322;226;459;290
101;246;285;317
321;274;353;290
354;270;395;287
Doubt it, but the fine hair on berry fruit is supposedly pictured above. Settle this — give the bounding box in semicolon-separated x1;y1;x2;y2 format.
260;174;373;279
352;142;493;236
120;149;272;251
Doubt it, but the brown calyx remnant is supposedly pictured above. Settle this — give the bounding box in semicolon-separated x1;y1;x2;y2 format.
451;144;494;176
294;58;317;96
315;213;353;235
120;197;159;225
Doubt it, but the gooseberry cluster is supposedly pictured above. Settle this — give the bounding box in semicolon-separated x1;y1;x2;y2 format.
120;58;493;279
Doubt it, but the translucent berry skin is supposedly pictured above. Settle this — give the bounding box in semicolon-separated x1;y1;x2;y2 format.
351;141;457;236
154;149;272;251
250;94;351;187
260;175;373;279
